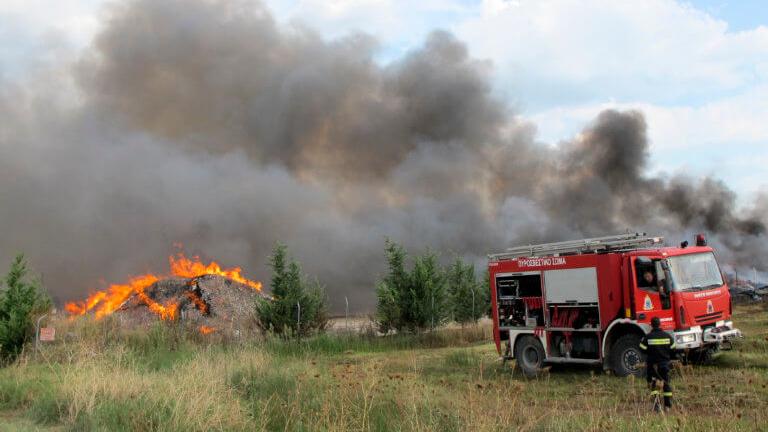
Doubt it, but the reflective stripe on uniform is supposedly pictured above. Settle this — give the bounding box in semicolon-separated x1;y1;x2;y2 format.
639;343;647;349
650;390;659;395
647;338;671;345
663;392;673;397
670;342;676;349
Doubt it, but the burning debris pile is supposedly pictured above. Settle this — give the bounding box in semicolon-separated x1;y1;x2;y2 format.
65;253;267;334
117;275;265;334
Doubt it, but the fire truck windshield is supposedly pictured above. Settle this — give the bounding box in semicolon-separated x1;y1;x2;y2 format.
667;252;724;292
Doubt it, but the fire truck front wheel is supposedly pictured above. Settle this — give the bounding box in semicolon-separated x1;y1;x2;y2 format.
610;334;645;377
514;335;545;377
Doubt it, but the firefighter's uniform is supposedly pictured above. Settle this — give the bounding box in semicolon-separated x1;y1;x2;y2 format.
639;328;676;410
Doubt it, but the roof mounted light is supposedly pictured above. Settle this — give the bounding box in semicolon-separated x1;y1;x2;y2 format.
695;233;707;247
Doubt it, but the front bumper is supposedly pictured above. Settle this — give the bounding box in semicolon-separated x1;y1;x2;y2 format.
703;321;743;344
672;321;742;349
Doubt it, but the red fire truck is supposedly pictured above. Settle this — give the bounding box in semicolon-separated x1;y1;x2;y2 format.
488;233;742;377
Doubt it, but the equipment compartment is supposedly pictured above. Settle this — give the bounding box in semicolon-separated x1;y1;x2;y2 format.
496;273;544;328
543;267;598;304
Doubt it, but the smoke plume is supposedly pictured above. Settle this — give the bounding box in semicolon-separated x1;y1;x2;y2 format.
1;0;765;310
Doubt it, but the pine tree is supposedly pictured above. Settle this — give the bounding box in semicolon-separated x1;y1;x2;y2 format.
376;239;407;333
0;254;51;363
410;251;447;331
256;244;328;337
269;243;289;298
376;240;448;333
446;258;484;325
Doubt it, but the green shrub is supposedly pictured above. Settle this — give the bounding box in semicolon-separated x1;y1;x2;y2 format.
255;243;328;337
0;254;51;363
446;258;488;325
376;240;448;333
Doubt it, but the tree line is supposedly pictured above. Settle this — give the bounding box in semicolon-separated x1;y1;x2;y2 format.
375;239;489;333
257;239;489;336
0;240;490;361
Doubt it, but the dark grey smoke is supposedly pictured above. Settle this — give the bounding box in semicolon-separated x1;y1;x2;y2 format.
1;0;765;310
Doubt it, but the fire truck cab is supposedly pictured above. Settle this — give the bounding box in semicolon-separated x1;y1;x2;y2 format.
488;233;742;377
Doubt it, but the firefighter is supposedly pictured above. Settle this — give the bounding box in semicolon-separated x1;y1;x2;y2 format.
642;269;671;309
642;270;656;287
639;317;676;411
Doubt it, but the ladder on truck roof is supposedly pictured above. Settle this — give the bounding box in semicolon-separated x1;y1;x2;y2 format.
488;232;664;261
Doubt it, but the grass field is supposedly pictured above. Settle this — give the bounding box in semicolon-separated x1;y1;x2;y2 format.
0;303;766;431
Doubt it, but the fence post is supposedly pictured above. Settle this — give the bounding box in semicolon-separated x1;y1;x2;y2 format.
431;292;435;331
35;313;48;352
472;287;476;323
296;301;301;341
345;296;349;333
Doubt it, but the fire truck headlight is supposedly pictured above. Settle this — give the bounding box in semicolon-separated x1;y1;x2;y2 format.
676;334;696;344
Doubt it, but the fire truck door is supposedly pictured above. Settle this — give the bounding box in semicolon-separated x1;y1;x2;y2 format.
633;258;673;325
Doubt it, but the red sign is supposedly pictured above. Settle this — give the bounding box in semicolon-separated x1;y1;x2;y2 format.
39;327;55;342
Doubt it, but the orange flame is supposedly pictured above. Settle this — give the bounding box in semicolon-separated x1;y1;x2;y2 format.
170;253;263;291
65;251;261;320
185;290;209;315
199;325;216;335
65;274;160;319
136;291;178;320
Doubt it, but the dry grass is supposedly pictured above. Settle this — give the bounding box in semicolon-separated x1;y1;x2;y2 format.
0;303;766;431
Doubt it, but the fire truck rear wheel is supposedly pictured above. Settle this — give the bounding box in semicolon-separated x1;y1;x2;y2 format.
611;334;645;377
514;335;545;377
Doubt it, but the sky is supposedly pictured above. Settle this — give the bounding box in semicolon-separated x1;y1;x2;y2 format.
1;0;766;198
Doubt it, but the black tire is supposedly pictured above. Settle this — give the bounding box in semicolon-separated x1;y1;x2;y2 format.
514;335;545;377
610;333;645;377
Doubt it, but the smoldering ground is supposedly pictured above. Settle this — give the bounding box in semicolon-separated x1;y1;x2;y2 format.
0;0;765;310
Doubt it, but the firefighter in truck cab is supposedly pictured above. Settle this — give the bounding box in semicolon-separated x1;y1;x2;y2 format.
640;317;676;412
639;268;671;309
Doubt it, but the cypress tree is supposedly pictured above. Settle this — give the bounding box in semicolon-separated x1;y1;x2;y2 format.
376;240;448;332
256;244;328;337
446;258;485;325
0;254;51;363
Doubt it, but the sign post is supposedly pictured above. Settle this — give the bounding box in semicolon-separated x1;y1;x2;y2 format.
35;313;48;351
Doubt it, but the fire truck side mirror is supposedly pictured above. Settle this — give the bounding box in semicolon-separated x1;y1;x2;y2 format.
660;260;673;293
